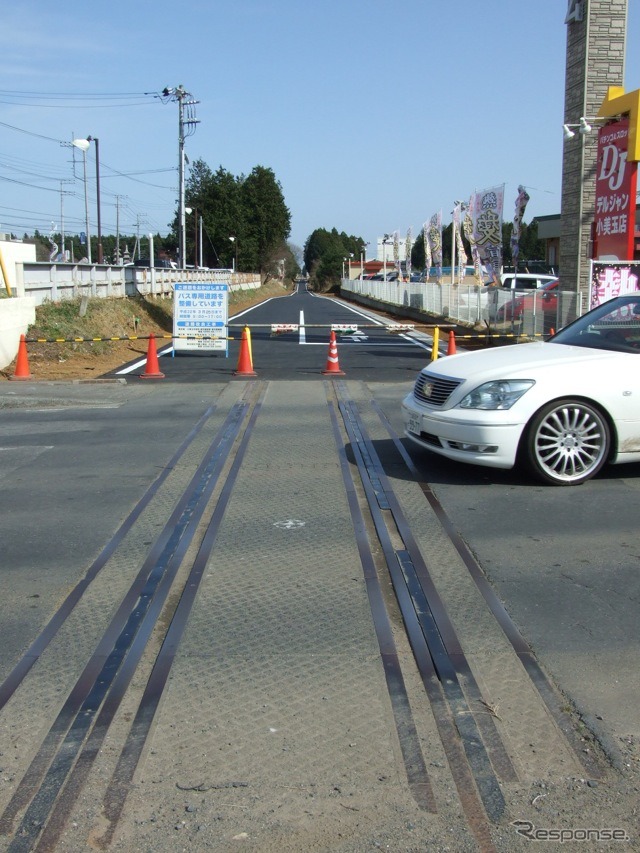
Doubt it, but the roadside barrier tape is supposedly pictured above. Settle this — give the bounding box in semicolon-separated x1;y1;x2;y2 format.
387;323;415;332
23;328;550;345
24;334;234;343
270;324;299;334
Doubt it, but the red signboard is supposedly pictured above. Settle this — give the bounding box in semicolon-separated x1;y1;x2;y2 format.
594;118;638;261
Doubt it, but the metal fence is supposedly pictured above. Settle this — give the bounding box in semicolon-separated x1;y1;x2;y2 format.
341;277;583;338
14;263;262;306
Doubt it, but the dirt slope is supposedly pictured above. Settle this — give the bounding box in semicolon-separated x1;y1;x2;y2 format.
1;280;291;382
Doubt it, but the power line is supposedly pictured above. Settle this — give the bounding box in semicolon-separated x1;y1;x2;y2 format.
0;100;157;110
0;120;66;144
0;90;154;98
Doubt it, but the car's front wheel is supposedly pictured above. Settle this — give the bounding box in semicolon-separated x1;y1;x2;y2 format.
522;399;610;485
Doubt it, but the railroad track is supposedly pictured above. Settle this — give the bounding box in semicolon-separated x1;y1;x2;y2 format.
0;380;604;851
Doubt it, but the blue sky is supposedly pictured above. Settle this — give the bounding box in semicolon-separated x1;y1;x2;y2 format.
1;0;639;258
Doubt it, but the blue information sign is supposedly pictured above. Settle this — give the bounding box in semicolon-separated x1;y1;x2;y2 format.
173;282;229;354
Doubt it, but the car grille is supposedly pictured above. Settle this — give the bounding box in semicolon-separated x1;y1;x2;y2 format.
420;432;443;447
413;372;463;407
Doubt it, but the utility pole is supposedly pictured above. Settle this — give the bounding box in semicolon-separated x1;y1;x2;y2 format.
59;180;73;261
87;136;103;263
133;215;143;262
113;195;128;263
161;85;200;269
114;195;122;263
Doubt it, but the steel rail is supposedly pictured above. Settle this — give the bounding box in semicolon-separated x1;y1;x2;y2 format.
36;384;268;853
370;398;604;781
341;396;516;779
325;388;436;815
2;383;266;851
334;386;504;843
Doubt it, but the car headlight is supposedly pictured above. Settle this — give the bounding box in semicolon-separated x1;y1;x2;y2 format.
458;380;534;410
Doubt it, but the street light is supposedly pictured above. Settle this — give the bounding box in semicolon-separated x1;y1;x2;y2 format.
229;236;237;272
72;138;91;263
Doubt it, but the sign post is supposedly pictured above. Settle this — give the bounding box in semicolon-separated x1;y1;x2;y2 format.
173;282;229;355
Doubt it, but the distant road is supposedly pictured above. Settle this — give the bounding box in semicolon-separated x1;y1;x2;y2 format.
112;281;436;382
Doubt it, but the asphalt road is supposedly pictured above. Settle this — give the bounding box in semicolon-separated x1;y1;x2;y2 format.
2;281;639;781
111;282;437;383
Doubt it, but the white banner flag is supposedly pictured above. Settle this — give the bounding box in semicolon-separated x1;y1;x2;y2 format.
471;185;504;284
511;185;530;270
463;196;484;285
427;211;443;283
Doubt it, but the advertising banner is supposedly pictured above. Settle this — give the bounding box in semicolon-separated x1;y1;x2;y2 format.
453;203;467;284
595;118;638;261
173;282;229;354
590;261;640;310
463;199;483;284
426;211;443;283
471;185;504;284
405;227;412;279
423;221;432;276
511;185;530;268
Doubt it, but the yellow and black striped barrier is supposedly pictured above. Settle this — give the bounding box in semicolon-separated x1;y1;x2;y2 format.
23;326;551;345
24;334;234;343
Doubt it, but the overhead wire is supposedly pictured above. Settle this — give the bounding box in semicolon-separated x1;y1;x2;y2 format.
0;95;178;237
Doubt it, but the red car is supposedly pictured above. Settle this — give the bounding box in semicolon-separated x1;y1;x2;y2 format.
498;279;559;321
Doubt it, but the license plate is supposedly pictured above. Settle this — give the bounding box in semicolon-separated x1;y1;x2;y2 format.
407;414;421;435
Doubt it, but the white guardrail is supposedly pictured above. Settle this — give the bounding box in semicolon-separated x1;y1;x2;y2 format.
13;263;262;307
341;277;583;337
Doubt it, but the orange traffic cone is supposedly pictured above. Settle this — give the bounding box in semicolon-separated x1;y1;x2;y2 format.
446;330;457;355
140;334;165;379
10;335;32;381
549;327;555;337
233;327;257;376
322;330;345;376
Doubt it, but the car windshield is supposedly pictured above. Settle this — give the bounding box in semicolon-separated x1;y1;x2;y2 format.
550;294;640;353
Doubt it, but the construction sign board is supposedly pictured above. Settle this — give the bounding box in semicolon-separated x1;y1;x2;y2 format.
173;282;229;354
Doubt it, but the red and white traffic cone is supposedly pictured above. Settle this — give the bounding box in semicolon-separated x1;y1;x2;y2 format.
233;327;257;376
140;334;165;379
9;335;33;381
322;330;345;376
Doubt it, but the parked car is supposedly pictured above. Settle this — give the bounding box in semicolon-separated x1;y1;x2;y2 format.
369;271;399;281
487;274;559;321
402;293;640;485
496;278;560;321
133;257;177;269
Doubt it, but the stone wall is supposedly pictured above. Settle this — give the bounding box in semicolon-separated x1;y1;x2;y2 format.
560;0;628;294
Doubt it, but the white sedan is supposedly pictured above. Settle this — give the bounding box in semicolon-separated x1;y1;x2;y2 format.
402;294;640;485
